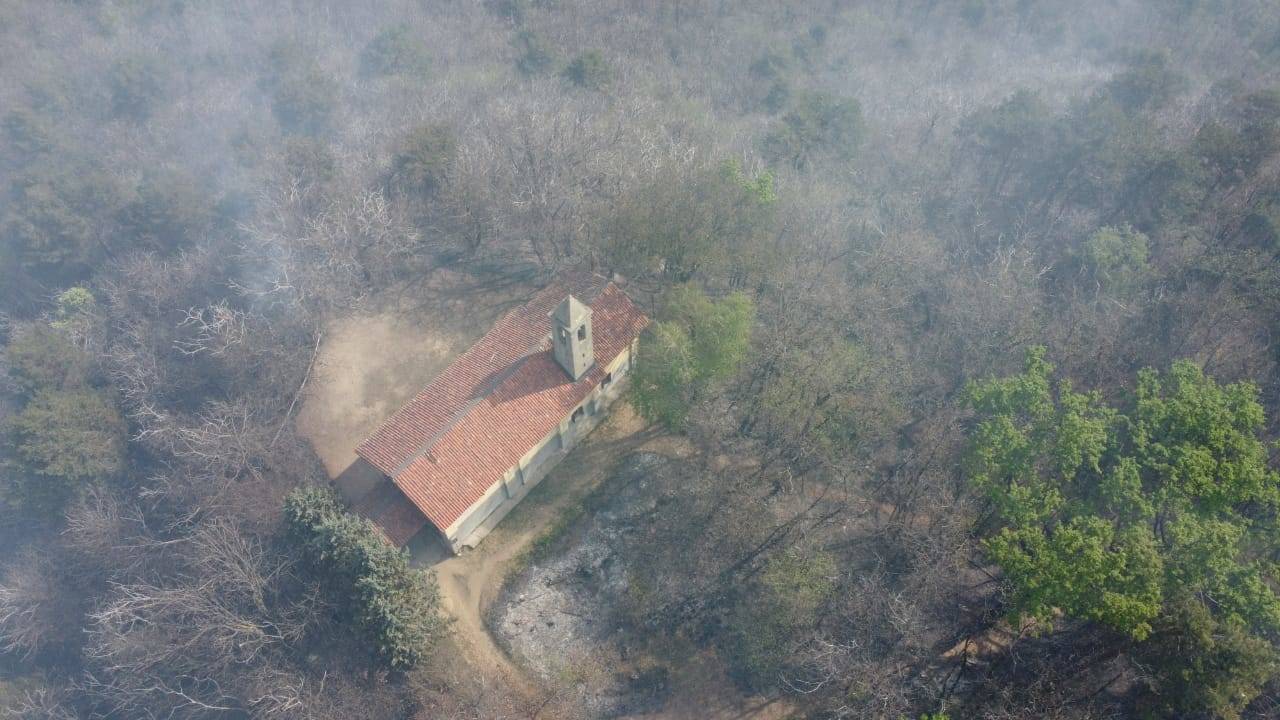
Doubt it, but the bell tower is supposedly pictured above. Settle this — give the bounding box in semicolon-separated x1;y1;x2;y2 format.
551;295;594;380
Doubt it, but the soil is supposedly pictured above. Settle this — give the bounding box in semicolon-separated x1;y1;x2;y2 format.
296;271;538;493
296;310;465;480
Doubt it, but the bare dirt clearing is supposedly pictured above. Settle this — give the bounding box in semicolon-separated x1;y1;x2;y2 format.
296;273;537;488
296;310;462;493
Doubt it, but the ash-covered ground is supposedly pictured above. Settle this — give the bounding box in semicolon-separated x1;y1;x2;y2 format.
490;452;674;717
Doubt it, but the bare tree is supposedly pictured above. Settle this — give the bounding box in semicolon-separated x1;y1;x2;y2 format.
0;549;81;659
81;519;322;719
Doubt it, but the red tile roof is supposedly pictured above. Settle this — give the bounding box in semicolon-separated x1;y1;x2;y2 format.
352;480;429;547
354;274;649;540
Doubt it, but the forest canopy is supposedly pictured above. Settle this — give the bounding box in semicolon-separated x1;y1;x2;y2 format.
0;1;1279;719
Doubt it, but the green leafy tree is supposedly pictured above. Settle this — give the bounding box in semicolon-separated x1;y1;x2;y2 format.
1137;598;1278;720
1195;89;1280;186
562;49;610;90
118;169;214;254
748;51;792;112
49;286;98;340
955;89;1052;197
632;285;753;430
361;25;431;77
964;348;1280;716
3;164;131;283
390;124;457;198
1238;200;1280;250
1104;50;1186;113
606;160;778;286
4;324;90;394
283;486;448;670
960;0;987;27
3;108;54;163
271;69;337;135
282;136;338;187
763;91;864;169
1076;224;1150;295
4;389;125;513
485;0;538;24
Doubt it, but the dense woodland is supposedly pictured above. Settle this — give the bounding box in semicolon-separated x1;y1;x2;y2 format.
2;0;1280;718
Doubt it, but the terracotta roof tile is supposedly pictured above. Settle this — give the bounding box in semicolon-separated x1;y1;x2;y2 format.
352;481;428;547
354;274;649;542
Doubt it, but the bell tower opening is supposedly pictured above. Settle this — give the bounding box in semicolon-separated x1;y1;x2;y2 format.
550;295;594;380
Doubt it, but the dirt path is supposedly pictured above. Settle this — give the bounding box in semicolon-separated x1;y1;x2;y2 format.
432;535;542;694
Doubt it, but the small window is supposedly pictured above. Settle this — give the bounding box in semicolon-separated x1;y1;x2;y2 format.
577;324;587;340
571;406;584;423
602;372;613;387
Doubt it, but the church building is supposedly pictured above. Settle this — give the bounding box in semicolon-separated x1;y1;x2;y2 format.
351;273;649;553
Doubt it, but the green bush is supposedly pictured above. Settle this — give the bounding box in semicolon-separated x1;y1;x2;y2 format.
1077;224;1150;294
562;49;610;90
763;91;864;169
390;123;457;198
283;486;449;670
632;285;754;431
2;163;132;283
361;25;431;77
4;324;90;395
4;389;125;514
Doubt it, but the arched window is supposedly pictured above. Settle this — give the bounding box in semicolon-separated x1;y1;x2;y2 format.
577;324;587;340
